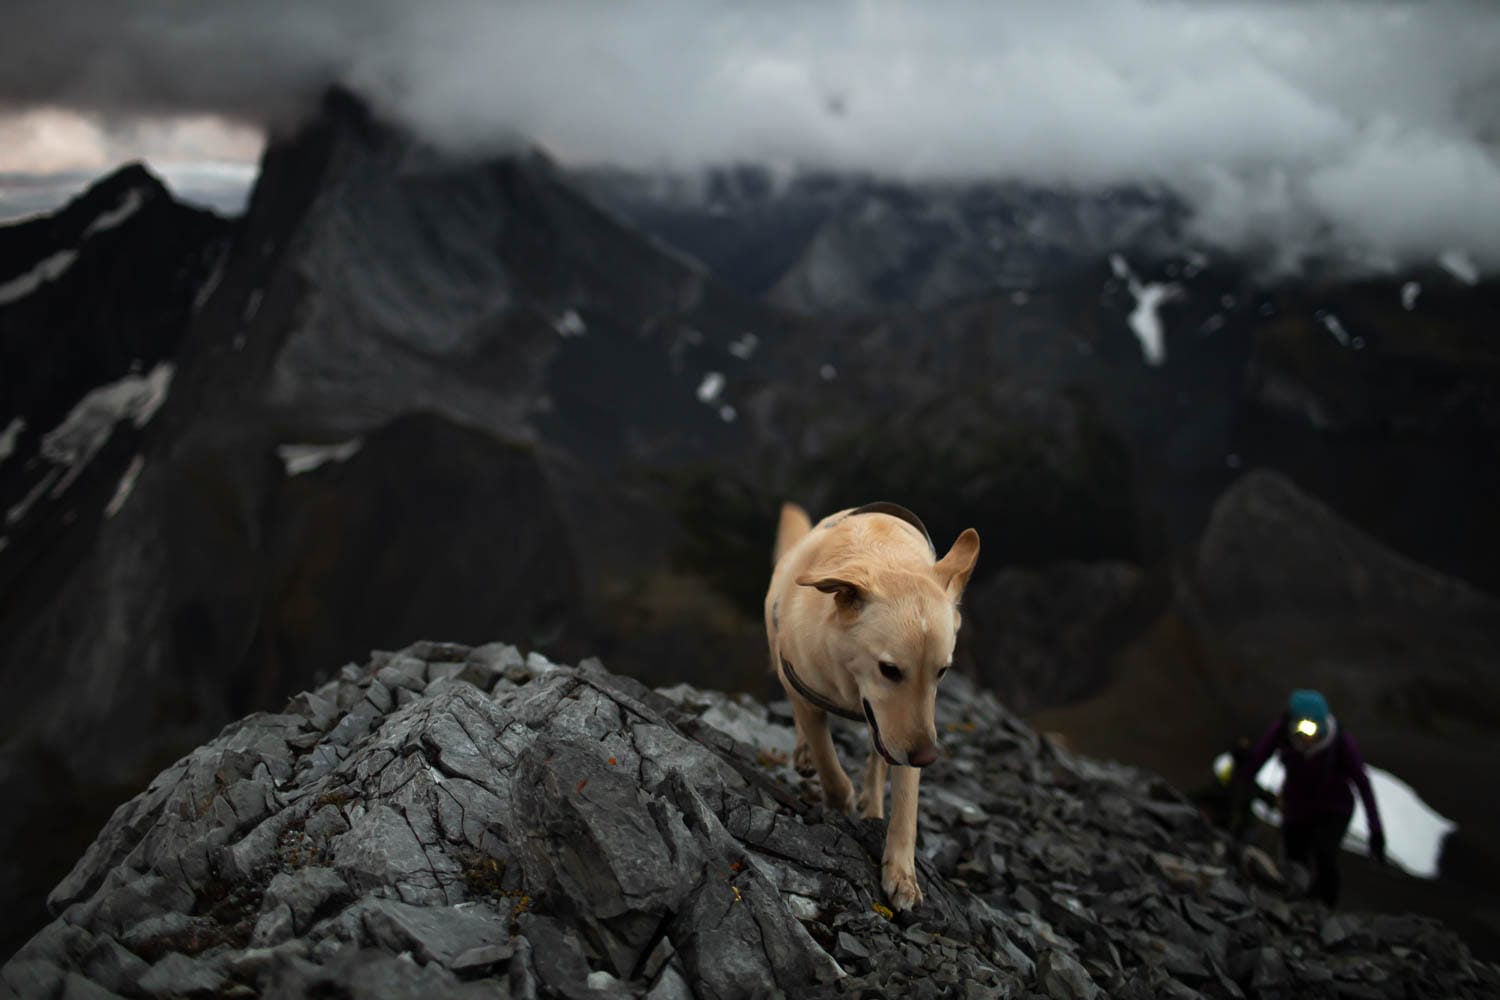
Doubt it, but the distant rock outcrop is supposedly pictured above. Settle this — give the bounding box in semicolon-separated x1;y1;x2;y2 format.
1195;469;1500;734
7;642;1496;998
1198;468;1499;629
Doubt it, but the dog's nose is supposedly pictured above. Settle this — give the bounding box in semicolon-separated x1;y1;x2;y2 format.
908;744;941;768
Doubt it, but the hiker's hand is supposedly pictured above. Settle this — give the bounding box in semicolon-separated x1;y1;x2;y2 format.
1369;830;1386;865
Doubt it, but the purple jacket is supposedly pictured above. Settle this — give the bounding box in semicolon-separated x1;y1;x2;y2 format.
1244;714;1383;835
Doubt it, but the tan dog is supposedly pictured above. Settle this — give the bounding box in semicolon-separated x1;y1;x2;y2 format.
764;501;979;910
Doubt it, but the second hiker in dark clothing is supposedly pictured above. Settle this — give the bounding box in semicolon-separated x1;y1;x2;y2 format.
1241;689;1385;906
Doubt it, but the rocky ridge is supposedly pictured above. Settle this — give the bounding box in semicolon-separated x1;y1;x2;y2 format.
5;642;1494;999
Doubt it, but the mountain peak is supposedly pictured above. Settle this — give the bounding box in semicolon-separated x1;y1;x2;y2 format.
90;161;166;196
62;162;170;232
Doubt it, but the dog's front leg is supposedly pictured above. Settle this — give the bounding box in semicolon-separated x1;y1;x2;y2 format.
789;697;856;815
858;750;888;819
881;765;923;910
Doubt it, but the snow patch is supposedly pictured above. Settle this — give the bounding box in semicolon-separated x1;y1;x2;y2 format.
1110;254;1180;366
277;438;364;476
83;188;146;237
0;249;78;305
696;372;724;404
0;188;150;306
6;467;59;526
555;309;587;337
819;364;838;381
718;404;738;423
1438;250;1478;286
0;417;24;464
104;455;145;518
1237;755;1457;879
1401;282;1421;311
1128;285;1179;366
1010;290;1030;305
40;364;174;498
243;289;264;322
727;332;758;359
1318;311;1352;347
193;246;228;312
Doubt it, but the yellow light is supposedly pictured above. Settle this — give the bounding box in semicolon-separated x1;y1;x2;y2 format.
1214;756;1234;785
1295;719;1319;738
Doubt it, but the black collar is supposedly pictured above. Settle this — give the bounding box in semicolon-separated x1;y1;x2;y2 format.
780;655;864;722
847;501;935;556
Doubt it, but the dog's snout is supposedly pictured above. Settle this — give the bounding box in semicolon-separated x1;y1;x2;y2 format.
908;743;941;768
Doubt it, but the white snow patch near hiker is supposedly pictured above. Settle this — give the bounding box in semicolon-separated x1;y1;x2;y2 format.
1230;754;1457;879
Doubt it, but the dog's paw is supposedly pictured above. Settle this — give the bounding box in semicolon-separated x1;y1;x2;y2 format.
882;861;923;911
793;738;816;777
825;783;857;816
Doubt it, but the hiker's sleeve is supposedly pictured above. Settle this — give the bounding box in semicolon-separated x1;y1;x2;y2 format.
1241;720;1279;787
1344;732;1383;836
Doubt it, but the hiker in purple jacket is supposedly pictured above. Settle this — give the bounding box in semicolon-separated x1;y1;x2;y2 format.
1242;689;1385;905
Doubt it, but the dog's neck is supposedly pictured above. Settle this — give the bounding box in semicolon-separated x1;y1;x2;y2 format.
779;654;864;721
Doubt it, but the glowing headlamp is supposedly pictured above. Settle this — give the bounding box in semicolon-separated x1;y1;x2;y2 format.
1294;719;1320;738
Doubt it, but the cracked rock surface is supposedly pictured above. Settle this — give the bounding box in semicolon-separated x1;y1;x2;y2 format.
5;641;1496;998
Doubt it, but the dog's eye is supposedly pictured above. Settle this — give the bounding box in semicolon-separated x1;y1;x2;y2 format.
878;661;903;683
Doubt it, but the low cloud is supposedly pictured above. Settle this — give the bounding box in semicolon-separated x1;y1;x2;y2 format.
0;110;262;174
1;0;1498;272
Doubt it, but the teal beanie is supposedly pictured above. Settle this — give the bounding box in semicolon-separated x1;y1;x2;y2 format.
1289;689;1329;724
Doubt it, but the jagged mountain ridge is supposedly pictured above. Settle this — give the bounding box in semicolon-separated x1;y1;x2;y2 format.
575;165;1189;311
4;642;1495;998
582;162;1500;596
0;163;230;571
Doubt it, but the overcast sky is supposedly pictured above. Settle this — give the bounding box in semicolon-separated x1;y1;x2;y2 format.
0;0;1497;270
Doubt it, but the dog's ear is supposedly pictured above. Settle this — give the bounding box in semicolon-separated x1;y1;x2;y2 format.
796;573;868;613
934;528;980;600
